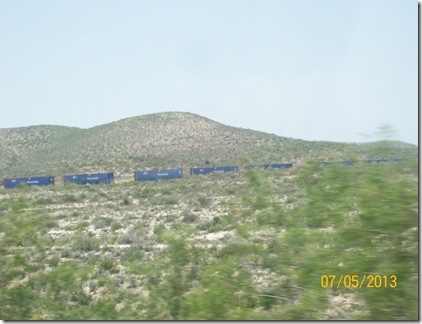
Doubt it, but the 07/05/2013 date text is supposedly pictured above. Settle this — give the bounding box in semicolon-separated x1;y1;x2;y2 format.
320;274;397;289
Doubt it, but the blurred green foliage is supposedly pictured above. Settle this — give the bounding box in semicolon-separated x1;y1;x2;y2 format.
285;157;418;320
0;155;417;320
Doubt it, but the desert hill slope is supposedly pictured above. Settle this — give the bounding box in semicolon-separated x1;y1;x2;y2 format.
0;111;417;178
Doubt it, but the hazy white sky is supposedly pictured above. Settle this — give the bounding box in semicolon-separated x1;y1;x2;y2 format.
0;0;418;144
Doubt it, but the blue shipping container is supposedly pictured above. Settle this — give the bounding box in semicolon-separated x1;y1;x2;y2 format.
364;158;402;164
318;160;355;167
364;159;387;164
246;163;293;170
270;163;293;169
190;166;238;175
134;168;183;182
3;176;55;188
64;172;114;185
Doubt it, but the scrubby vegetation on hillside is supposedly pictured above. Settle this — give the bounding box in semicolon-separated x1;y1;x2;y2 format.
0;156;418;320
0;112;417;180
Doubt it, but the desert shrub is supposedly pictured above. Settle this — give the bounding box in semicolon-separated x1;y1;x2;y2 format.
21;262;98;319
121;247;144;264
116;226;154;250
35;197;55;205
180;260;256;320
256;206;285;227
99;259;119;274
97;190;109;199
217;242;261;259
134;187;155;199
93;217;113;229
195;219;213;231
182;213;197;224
153;225;167;241
75;221;89;230
73;232;100;252
122;197;131;205
151;197;178;205
251;194;270;210
115;231;136;245
10;197;30;212
197;196;210;208
0;285;35;319
161;188;173;195
0;253;34;286
62;194;80;203
46;257;60;267
111;221;123;231
224;187;236;195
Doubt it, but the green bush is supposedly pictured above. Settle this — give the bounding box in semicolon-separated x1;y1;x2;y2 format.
285;159;418;320
62;194;81;203
111;221;123;231
73;232;100;252
0;286;35;319
180;260;256;320
99;259;119;274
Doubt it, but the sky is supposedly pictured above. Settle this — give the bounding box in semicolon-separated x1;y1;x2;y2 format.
0;0;418;145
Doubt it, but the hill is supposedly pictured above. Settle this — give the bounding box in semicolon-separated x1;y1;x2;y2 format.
0;111;417;179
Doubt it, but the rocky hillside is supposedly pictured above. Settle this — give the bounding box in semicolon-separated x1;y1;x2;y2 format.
0;112;417;180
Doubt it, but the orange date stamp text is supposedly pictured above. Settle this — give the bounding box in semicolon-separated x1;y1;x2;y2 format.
320;274;397;289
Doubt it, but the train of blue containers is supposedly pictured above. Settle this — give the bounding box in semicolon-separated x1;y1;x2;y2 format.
134;168;183;182
64;172;114;185
3;176;55;188
2;159;405;188
190;166;238;175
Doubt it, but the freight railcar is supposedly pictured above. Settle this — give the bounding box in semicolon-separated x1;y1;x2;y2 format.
3;176;55;188
190;166;238;175
134;168;183;182
318;160;355;166
246;163;293;170
64;172;114;185
364;158;403;163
